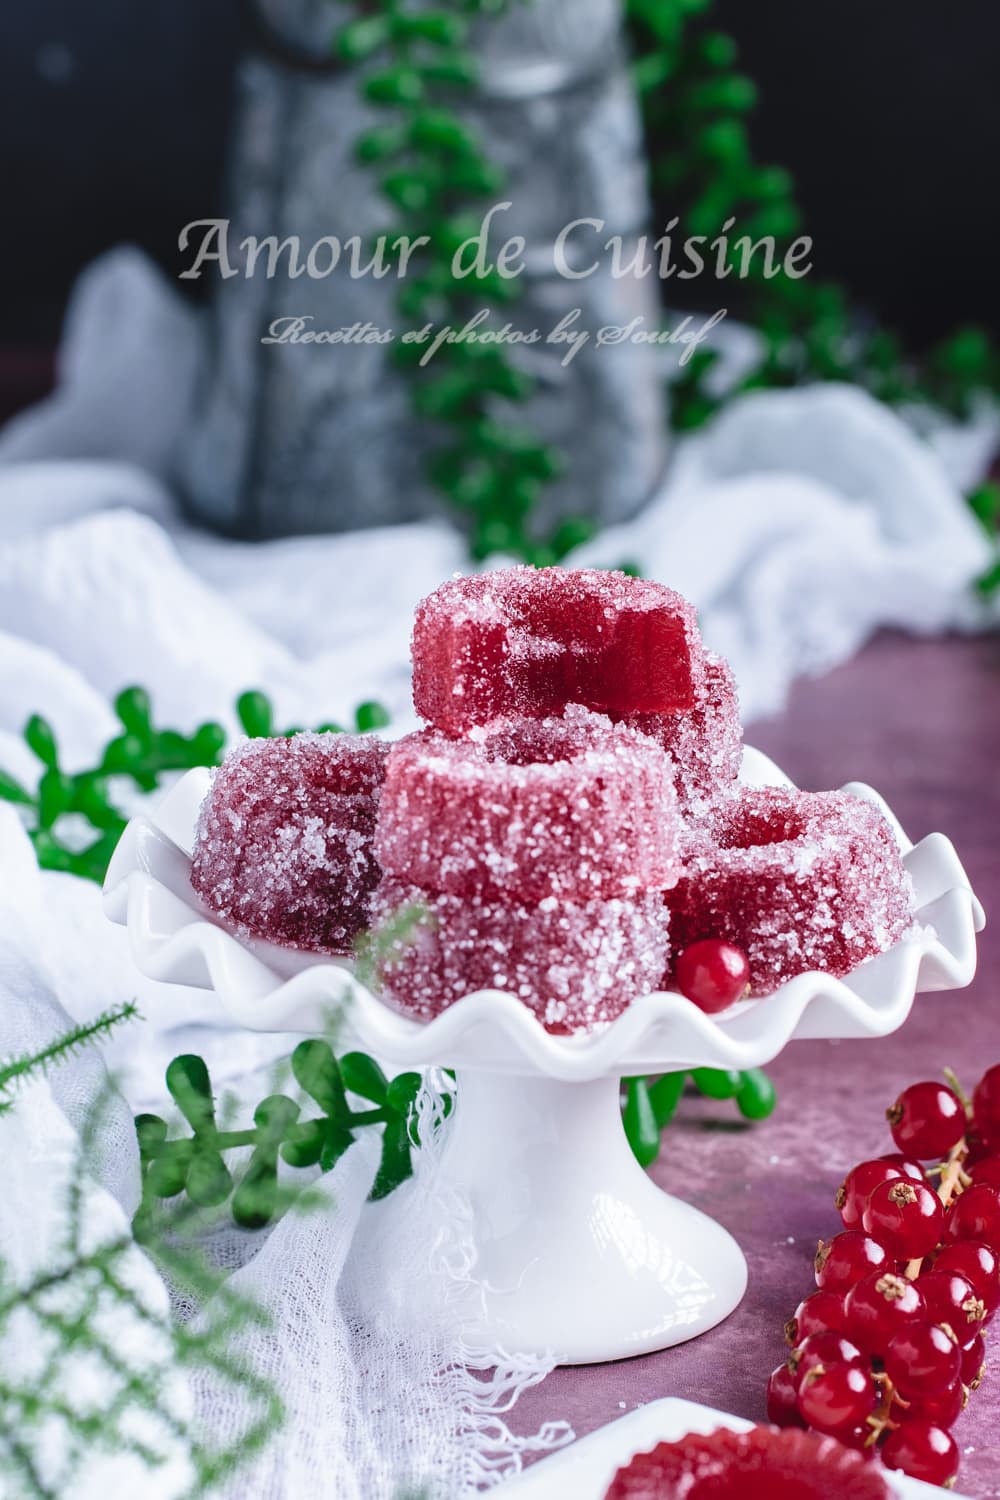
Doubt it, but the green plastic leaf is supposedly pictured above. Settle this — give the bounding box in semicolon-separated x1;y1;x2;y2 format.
280;1119;326;1169
647;1072;685;1128
135;1113;168;1155
237;690;274;738
318;1121;355;1172
25;715;58;769
36;768;73;828
354;701;391;734
736;1068;777;1121
115;686;153;736
232;1157;279;1229
365;66;424;106
0;768;32;805
395;11;468;47
336;14;391;63
370;1115;413;1200
623;1078;660;1168
291;1040;347;1119
146;1152;189;1198
691;1067;742;1101
186;1150;234;1208
166;1054;218;1135
340;1052;389;1104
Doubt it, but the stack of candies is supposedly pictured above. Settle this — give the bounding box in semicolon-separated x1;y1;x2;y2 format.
767;1062;1000;1490
191;566;915;1032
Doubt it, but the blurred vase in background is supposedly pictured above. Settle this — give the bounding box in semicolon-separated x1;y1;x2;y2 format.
179;0;667;540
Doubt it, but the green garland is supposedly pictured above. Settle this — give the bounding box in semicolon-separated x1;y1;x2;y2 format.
337;0;594;566
329;0;999;587
0;1017;282;1498
0;686;390;884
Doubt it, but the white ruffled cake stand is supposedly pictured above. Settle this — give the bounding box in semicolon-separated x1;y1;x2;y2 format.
103;747;983;1365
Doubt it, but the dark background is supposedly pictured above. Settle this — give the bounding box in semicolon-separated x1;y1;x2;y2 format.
0;1;998;348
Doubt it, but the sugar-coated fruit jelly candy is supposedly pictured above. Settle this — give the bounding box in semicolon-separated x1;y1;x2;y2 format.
602;1425;890;1500
667;787;914;996
411;566;707;734
622;653;742;819
369;878;670;1033
191;732;388;955
376;706;683;902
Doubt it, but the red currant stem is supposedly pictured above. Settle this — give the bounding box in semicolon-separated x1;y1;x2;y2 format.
865;1370;900;1446
943;1065;973;1117
904;1139;968;1278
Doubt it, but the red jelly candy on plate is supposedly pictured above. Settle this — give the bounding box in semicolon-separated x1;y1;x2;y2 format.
623;652;742;819
376;706;683;902
191;732;388;955
369;878;670;1033
603;1426;888;1500
667;787;913;996
411;567;706;733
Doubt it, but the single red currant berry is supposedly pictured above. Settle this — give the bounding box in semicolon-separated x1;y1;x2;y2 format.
969;1155;1000;1190
797;1362;876;1436
674;939;750;1013
766;1362;804;1427
814;1231;890;1294
785;1290;848;1347
844;1271;927;1355
836;1159;905;1230
886;1081;966;1160
945;1182;1000;1252
879;1153;928;1184
892;1378;964;1428
788;1331;865;1389
917;1268;987;1342
933;1240;1000;1315
973;1063;1000;1143
884;1320;961;1397
880;1420;960;1488
960;1332;986;1388
862;1178;944;1260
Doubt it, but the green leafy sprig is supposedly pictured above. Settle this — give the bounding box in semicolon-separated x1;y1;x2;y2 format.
623;1065;776;1166
0;687;390;885
135;1043;450;1233
337;1;597;566
0;1003;137;1117
625;0;1000;587
0;1018;283;1498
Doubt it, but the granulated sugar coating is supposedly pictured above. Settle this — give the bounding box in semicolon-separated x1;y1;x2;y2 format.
623;652;742;820
411;566;706;734
376;705;683;902
191;732;389;954
668;787;915;996
371;878;671;1032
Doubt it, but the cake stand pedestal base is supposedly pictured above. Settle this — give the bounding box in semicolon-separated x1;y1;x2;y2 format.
441;1070;747;1365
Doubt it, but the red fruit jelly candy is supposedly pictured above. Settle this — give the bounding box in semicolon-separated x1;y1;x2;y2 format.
667;787;913;996
623;652;742;819
369;879;670;1034
376;706;683;903
191;732;388;955
603;1426;889;1500
411;566;707;733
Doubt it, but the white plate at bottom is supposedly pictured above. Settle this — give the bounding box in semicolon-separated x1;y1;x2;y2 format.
503;1398;970;1499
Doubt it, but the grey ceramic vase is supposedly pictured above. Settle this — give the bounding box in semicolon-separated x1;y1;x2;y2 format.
179;0;667;539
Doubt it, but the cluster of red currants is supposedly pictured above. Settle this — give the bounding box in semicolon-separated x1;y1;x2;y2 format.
767;1063;1000;1489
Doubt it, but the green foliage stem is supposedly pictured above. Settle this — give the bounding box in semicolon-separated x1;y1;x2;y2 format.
337;0;595;566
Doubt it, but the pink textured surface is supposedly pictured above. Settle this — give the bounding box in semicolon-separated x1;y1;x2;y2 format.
668;787;913;995
411;567;706;733
372;879;670;1032
514;632;1000;1497
376;708;682;902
